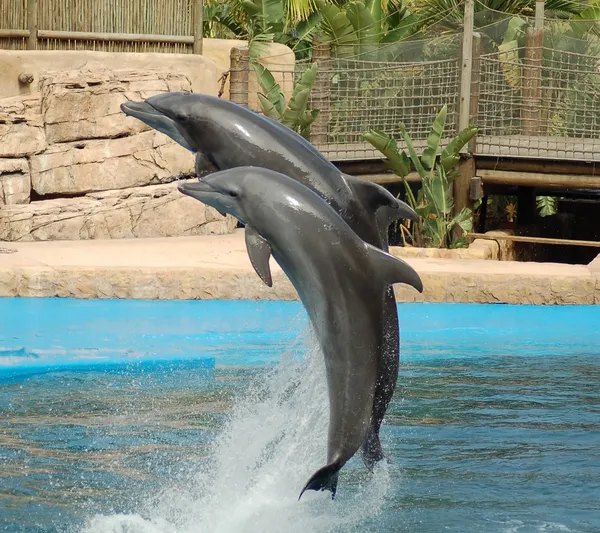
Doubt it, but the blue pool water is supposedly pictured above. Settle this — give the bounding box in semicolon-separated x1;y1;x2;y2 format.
0;299;599;533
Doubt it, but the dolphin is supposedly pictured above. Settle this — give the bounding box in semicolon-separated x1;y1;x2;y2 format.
120;92;415;246
121;92;413;468
178;167;423;499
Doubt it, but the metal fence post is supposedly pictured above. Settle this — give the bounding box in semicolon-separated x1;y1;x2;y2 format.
27;0;38;50
309;38;331;146
229;46;249;107
192;0;203;55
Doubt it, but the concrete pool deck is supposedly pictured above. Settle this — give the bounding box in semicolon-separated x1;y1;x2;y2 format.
1;230;599;304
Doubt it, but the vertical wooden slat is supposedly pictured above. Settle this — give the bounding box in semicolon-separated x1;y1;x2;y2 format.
193;0;203;54
26;0;37;49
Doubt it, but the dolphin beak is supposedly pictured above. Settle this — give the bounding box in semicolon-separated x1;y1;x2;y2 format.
120;100;196;152
178;181;229;218
178;180;216;195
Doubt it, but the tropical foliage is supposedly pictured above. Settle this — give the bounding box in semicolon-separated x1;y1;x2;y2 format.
202;0;423;59
253;62;320;138
364;105;478;248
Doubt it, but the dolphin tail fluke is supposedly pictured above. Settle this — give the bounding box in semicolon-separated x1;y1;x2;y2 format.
343;174;418;222
366;244;424;293
298;463;341;501
362;428;385;470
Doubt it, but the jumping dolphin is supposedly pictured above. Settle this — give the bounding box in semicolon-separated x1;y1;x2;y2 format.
178;167;423;499
121;93;412;467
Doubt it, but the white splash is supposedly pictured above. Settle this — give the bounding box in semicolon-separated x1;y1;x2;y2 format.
81;329;391;533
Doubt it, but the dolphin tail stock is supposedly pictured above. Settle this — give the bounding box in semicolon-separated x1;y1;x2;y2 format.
361;425;385;470
365;243;424;293
299;463;342;501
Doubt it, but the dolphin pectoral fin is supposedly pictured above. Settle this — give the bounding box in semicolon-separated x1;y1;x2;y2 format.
343;174;418;223
245;226;273;287
367;244;424;293
299;464;341;501
195;152;217;179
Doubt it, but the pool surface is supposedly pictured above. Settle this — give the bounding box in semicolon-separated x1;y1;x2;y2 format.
1;300;599;533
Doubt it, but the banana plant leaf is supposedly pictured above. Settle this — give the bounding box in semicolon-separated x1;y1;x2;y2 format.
298;109;320;138
363;130;411;177
257;93;283;120
315;0;357;57
252;62;286;116
346;1;379;49
242;0;285;35
422;164;453;217
400;122;427;180
497;16;526;89
439;126;478;170
294;12;324;45
421;104;447;170
447;206;473;234
364;0;383;38
381;12;418;43
281;88;311;126
281;63;317;126
536;196;558;217
248;32;276;59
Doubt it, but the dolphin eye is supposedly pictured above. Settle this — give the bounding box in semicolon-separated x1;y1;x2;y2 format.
228;190;238;198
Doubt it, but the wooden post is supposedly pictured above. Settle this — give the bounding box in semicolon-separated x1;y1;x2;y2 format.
309;38;331;146
452;157;476;242
229;46;249;107
468;32;482;153
453;0;476;244
458;0;475;132
535;0;544;29
522;27;544;136
192;0;203;55
27;0;38;50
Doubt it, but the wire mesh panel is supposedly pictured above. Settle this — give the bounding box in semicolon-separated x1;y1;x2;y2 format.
309;56;461;161
476;15;600;162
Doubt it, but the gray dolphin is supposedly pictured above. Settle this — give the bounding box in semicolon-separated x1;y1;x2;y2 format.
121;92;412;468
178;167;423;499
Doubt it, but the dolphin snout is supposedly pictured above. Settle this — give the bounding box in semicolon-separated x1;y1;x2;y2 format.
120;100;156;118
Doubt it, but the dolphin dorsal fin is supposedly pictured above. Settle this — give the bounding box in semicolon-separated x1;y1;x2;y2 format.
245;226;273;287
344;174;417;224
366;243;423;293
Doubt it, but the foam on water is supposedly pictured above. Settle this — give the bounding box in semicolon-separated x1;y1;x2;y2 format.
79;329;391;533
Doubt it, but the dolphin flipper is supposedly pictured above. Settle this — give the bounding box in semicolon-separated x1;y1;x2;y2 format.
366;243;423;293
245;225;273;287
299;463;341;501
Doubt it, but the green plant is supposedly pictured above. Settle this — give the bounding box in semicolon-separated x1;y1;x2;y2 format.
364;105;478;248
536;195;558;217
315;0;419;60
253;62;320;138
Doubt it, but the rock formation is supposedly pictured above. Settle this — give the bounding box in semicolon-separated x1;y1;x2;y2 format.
0;68;236;240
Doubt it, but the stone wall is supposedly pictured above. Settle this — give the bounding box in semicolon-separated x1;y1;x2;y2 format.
0;40;297;105
0;67;237;241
